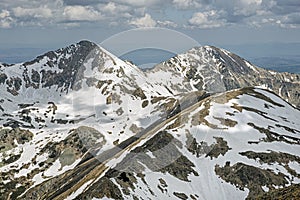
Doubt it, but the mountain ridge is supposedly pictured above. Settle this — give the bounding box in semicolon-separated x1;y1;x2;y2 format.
12;88;299;198
148;44;300;108
0;40;299;200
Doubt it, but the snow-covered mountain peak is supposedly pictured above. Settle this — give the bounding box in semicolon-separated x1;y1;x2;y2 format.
175;45;259;75
0;40;147;96
147;45;300;108
0;41;176;143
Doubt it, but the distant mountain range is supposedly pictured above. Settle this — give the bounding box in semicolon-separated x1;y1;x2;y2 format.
0;41;299;200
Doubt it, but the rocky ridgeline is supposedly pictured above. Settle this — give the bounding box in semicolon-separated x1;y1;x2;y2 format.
149;46;300;108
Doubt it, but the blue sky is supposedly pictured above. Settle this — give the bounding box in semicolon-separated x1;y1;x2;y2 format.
0;0;300;63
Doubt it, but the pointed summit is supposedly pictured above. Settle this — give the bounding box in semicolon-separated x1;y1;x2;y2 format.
148;45;300;108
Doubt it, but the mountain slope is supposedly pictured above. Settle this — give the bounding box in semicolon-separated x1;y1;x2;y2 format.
0;41;299;200
0;41;185;200
0;40;177;142
17;87;300;200
147;46;300;108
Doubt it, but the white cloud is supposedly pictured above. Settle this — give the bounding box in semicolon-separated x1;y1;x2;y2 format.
189;10;226;28
282;13;300;24
63;5;103;21
157;20;177;28
100;2;132;21
276;13;300;28
233;0;262;17
173;0;201;9
13;7;52;18
130;13;157;27
0;10;10;18
0;10;13;28
0;0;299;29
103;2;118;13
102;2;129;14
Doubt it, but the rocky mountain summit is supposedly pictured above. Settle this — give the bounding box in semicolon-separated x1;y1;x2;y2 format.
0;41;299;200
147;46;300;108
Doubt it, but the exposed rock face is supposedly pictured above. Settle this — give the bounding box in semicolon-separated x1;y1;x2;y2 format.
1;41;101;95
215;162;288;199
0;126;105;200
256;183;300;200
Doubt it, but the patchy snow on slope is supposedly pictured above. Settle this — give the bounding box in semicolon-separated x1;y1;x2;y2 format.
1;42;300;199
246;61;259;73
66;180;93;200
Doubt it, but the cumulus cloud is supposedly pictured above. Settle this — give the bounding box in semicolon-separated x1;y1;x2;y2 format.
101;2;130;16
173;0;201;9
0;10;10;18
268;0;300;14
102;2;118;13
182;0;300;28
283;13;300;24
63;5;103;21
189;10;226;28
0;10;13;28
277;13;300;28
130;13;157;27
0;0;299;29
233;0;262;17
157;20;177;28
13;6;52;19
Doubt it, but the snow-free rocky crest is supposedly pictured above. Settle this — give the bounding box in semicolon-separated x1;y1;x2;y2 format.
0;41;299;200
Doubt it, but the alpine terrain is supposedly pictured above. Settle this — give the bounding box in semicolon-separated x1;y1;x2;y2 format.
0;41;299;200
